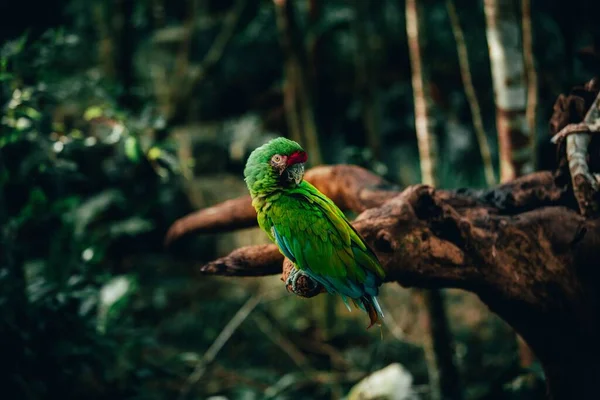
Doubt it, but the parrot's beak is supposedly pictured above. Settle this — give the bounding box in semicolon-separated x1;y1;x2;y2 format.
285;162;305;185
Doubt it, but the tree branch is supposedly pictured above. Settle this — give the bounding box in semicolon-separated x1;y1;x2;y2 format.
199;244;283;277
164;165;398;245
168;163;600;398
550;78;600;218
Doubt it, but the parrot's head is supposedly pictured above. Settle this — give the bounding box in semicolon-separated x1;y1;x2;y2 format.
244;137;308;195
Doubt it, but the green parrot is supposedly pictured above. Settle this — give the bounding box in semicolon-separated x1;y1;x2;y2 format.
244;137;385;327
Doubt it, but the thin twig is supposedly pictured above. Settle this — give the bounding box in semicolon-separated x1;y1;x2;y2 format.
188;0;247;86
252;311;315;374
296;337;352;370
163;0;199;119
446;0;496;186
211;364;271;391
167;0;247;121
179;293;262;399
263;371;367;400
380;298;407;341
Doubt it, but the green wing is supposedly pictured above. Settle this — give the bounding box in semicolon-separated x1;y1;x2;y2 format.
262;181;384;298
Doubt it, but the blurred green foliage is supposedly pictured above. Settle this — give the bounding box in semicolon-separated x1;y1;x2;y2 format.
0;31;192;398
0;0;586;398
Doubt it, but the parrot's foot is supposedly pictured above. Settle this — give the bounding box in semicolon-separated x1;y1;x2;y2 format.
285;268;316;293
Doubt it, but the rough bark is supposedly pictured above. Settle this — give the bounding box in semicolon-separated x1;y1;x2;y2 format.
164;68;600;398
550;78;600;218
166;159;600;399
484;0;533;181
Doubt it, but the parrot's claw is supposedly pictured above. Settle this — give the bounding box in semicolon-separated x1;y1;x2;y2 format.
285;268;310;293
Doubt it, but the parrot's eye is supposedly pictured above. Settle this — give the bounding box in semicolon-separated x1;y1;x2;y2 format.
271;154;283;164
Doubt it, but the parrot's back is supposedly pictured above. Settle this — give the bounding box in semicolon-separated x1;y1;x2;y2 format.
254;181;385;326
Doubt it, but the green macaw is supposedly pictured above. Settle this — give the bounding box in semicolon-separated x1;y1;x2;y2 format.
244;137;385;327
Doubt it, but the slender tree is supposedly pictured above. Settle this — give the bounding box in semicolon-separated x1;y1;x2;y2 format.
352;0;382;159
485;0;539;378
518;0;539;375
158;0;246;124
273;0;323;166
405;1;462;399
484;0;533;182
406;0;437;187
522;0;537;168
274;0;333;335
446;0;496;186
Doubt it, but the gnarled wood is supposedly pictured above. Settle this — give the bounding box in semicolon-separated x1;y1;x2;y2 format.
164;165;398;245
550;78;600;218
167;161;600;399
166;77;600;398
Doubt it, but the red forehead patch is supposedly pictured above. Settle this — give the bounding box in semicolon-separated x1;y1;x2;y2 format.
286;151;308;165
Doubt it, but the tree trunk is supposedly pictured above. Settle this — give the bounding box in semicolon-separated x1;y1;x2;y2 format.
93;2;116;79
307;0;321;95
522;0;537;170
405;1;462;399
352;0;382;160
273;0;323;166
273;0;330;334
446;0;496;186
518;0;540;372
406;0;437;187
486;0;539;376
114;0;136;108
484;0;533;182
161;0;246;125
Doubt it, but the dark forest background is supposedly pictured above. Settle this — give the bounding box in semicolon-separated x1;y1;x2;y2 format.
1;0;599;399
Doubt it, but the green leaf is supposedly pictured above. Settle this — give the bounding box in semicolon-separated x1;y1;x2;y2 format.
109;217;154;237
83;106;104;121
97;275;138;333
0;167;8;186
66;190;125;238
124;136;142;163
23;106;42;120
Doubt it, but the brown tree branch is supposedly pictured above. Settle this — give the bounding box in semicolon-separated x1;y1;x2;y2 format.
199;244;283;277
165;196;255;245
164;165;398;245
169;162;600;398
